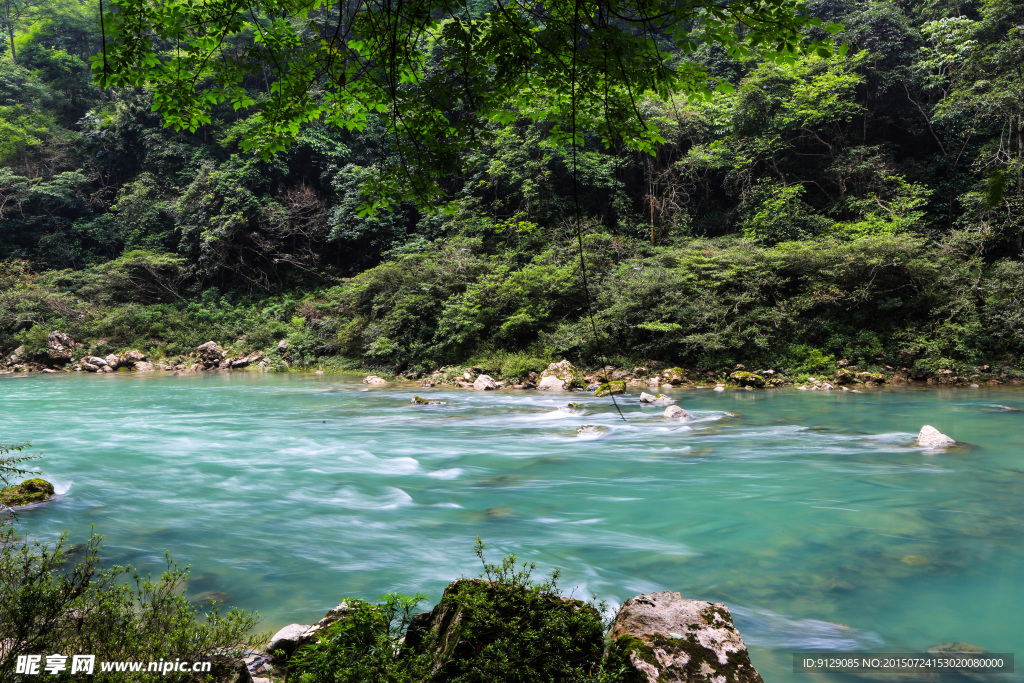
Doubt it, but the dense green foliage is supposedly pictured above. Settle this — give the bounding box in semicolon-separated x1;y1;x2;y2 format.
1;0;1023;376
288;540;612;683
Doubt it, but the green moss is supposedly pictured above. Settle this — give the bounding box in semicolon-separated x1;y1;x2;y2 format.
729;371;765;388
595;381;626;397
0;478;55;507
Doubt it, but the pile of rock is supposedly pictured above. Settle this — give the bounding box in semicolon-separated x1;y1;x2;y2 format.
256;584;764;683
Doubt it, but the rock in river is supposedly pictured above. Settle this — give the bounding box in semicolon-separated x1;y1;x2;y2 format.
0;478;55;508
664;405;691;420
606;591;763;683
363;375;388;386
640;392;676;405
917;425;956;449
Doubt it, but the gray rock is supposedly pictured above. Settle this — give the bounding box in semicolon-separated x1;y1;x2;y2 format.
122;349;148;364
104;353;121;370
917;425;956;449
473;374;497;391
46;331;76;362
664;405;691;420
363;375;388;386
608;591;763;683
537;374;566;391
80;362;100;372
538;360;577;391
640;392;676;405
85;356;109;367
267;623;313;661
133;361;155;373
196;341;226;365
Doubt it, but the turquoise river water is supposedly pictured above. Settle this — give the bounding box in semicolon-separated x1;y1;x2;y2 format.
2;372;1022;681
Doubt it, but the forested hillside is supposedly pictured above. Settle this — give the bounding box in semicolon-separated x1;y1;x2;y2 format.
1;0;1022;380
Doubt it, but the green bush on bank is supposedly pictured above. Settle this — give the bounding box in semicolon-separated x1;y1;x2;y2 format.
2;232;1023;375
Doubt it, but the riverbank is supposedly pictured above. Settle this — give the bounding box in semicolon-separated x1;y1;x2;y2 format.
4;334;1022;391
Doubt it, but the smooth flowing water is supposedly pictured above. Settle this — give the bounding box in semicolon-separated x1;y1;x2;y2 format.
2;373;1022;681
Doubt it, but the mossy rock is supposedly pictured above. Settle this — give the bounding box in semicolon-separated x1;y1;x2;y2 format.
404;578;604;683
729;371;765;388
595;381;626;397
0;478;55;507
412;395;448;405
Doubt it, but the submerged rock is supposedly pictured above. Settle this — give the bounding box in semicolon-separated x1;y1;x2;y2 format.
0;478;55;508
412;395;447;405
640;392;676;405
575;424;608;437
363;375;388;386
473;374;497;391
607;591;763;683
559;402;586;415
664;405;691;420
917;425;956;449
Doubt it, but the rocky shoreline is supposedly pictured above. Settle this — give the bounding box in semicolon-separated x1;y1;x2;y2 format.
243;583;765;683
3;330;1023;390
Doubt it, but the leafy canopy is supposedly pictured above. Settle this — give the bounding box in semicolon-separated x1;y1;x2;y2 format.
92;0;842;208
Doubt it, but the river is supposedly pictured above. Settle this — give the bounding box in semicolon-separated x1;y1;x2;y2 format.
2;372;1022;681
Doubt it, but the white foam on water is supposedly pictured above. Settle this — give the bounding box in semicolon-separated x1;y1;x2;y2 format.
326;486;414;510
425;468;464;480
729;605;885;650
48;480;72;495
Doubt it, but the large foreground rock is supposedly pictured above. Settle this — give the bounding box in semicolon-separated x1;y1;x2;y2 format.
403;578;604;682
917;425;956;449
266;601;358;663
607;591;763;683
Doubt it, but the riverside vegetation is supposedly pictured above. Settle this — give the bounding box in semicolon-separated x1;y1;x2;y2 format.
1;0;1023;384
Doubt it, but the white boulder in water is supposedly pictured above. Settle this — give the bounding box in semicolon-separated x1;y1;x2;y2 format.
363;375;388;386
664;405;691;420
917;425;955;449
639;392;675;405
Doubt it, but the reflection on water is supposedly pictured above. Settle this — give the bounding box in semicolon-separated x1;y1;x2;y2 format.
3;373;1022;682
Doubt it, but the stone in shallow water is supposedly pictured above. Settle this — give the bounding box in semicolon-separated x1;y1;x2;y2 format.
917;425;955;449
664;405;691;420
412;395;447;405
0;478;55;507
575;424;608;437
607;591;763;683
